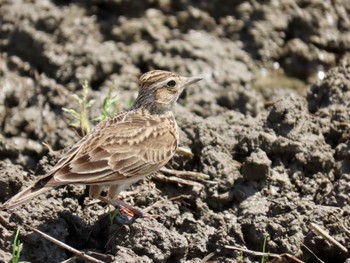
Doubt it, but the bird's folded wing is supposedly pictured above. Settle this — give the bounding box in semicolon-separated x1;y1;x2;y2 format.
48;111;177;185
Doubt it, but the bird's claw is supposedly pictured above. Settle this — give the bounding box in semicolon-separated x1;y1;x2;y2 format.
99;196;159;219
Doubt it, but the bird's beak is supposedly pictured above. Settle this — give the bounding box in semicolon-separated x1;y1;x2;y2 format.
185;76;202;87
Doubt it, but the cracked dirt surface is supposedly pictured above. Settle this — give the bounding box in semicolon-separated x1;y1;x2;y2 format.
0;1;350;262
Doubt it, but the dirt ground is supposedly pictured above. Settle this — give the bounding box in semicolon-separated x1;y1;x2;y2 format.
1;0;350;262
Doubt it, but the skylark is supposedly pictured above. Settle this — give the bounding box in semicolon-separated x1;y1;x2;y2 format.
1;70;202;215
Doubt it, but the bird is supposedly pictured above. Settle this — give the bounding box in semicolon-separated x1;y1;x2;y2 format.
0;70;202;216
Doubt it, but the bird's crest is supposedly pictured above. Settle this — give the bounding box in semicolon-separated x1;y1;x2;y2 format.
140;70;179;89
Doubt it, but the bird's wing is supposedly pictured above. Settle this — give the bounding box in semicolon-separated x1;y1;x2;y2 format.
46;111;130;177
49;110;178;186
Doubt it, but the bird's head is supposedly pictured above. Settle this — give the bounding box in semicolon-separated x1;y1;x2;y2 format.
132;70;202;114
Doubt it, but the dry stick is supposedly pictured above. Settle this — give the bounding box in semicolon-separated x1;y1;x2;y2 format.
168;146;217;184
42;141;55;154
160;167;211;181
61;257;76;263
202;252;215;263
27;226;104;263
153;173;204;187
310;223;348;253
168;194;192;202
224;245;304;263
225;245;280;259
176;146;194;158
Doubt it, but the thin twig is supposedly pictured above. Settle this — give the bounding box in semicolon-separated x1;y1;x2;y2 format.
42;141;55;154
153;173;204;187
224;245;304;263
28;226;104;263
202;252;215;262
61;257;77;263
301;243;325;263
86;251;114;262
168;194;192;201
225;245;280;258
160;167;212;182
175;147;194;158
310;223;348;253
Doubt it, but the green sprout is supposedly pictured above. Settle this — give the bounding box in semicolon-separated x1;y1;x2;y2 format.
63;80;119;136
92;84;119;123
11;227;30;263
261;234;269;263
62;80;95;136
107;205;121;225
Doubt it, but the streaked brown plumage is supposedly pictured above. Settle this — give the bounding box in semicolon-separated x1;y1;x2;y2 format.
1;70;202;211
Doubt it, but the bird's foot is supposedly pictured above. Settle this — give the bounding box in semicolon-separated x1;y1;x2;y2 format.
99;196;159;220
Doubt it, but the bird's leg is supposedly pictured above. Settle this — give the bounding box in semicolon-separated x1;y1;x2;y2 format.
89;185;103;198
98;196;158;219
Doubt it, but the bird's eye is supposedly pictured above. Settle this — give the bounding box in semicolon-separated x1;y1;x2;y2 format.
167;80;176;87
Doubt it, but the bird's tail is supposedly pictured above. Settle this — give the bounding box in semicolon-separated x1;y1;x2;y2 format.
0;175;57;210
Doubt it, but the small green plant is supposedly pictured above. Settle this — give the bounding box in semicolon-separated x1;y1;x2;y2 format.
261;234;269;263
62;81;119;136
107;205;121;225
11;227;30;263
92;84;119;123
62;80;95;136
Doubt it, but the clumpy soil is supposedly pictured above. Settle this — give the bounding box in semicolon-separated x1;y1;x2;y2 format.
1;0;350;262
